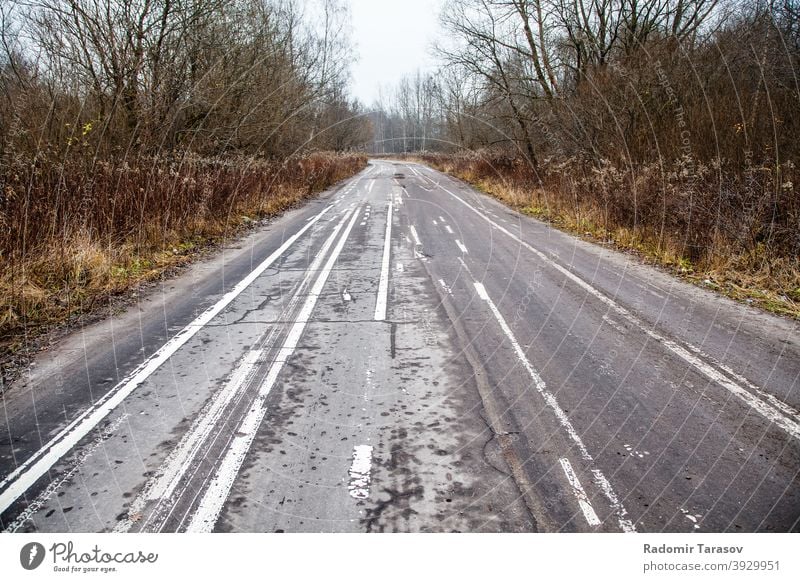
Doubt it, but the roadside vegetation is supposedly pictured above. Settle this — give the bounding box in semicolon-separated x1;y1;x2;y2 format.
0;0;371;372
372;1;800;318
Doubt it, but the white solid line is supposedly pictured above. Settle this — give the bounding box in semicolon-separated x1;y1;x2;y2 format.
473;279;635;532
559;458;601;527
374;199;394;320
185;207;362;532
112;350;264;532
153;350;262;501
116;206;355;532
4;413;130;533
409;225;422;246
687;344;800;420
0;204;334;515
348;445;374;499
442;185;800;441
590;469;635;532
455;239;468;254
445;225;454;234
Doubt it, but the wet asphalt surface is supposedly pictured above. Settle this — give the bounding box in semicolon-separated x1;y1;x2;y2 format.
0;160;798;532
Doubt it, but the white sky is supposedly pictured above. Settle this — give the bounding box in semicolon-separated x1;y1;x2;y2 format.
348;0;445;106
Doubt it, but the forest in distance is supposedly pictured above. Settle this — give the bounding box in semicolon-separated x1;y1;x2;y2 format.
1;0;799;375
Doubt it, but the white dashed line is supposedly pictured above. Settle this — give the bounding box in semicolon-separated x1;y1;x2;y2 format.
374;198;394;321
409;225;422;246
442;184;800;442
348;445;374;500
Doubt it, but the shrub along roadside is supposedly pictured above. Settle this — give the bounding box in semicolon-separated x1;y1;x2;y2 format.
411;151;800;320
0;152;367;371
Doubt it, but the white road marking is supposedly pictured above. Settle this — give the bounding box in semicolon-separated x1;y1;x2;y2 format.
472;277;635;532
432;220;438;226
439;216;446;223
4;413;130;533
368;180;374;193
409;225;422;246
438;279;453;295
116;205;358;532
455;239;468;254
442;184;800;441
374;199;394;321
559;458;601;527
113;350;264;532
687;344;800;420
185;207;362;532
0;202;336;515
348;445;374;500
590;469;635;532
445;225;454;234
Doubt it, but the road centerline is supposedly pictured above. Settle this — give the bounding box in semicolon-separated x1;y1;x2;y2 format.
374;197;394;321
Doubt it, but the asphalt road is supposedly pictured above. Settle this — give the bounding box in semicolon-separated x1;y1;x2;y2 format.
1;160;798;533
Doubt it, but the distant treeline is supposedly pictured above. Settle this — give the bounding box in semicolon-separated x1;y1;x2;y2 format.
374;0;799;171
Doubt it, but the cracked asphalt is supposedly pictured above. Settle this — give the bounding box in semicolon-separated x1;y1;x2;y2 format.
0;160;798;532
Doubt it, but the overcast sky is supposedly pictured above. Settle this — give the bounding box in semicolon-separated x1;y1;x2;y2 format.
348;0;445;106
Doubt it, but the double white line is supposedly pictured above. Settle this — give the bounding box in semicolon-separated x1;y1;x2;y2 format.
0;204;339;518
185;206;362;532
111;205;362;532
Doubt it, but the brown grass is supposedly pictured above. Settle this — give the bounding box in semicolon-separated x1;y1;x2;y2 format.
0;151;367;362
412;151;800;319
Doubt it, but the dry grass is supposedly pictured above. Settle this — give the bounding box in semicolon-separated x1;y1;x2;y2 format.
412;151;800;319
0;152;367;362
